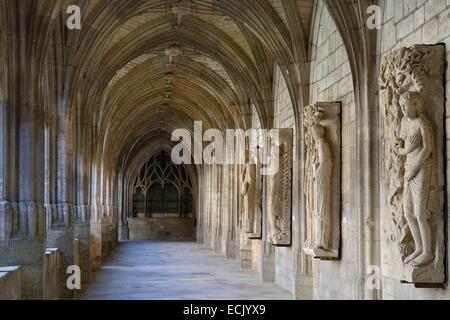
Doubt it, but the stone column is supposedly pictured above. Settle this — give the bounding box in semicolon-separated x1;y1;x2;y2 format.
46;205;76;300
101;205;113;259
72;118;93;289
118;220;129;241
0;2;65;299
46;105;78;299
74;205;91;287
225;165;237;259
90;205;103;272
118;174;129;241
0;71;46;300
203;165;213;248
213;165;222;254
196;169;204;244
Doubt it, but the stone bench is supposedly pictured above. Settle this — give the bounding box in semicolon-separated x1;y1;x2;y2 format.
0;266;21;300
43;248;60;300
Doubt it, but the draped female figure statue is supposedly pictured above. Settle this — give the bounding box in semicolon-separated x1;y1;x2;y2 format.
398;92;434;267
311;124;333;251
241;162;256;234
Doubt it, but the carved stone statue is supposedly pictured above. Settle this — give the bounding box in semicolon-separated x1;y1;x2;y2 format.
304;129;315;250
312;124;332;251
398;92;434;267
379;44;445;283
303;103;341;259
267;129;293;246
241;162;256;234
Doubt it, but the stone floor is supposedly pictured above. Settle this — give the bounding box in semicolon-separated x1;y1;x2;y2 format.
81;241;292;300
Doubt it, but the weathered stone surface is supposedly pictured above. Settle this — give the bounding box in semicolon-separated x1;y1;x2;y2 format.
74;223;91;286
303;102;341;259
128;217;196;241
0;266;21;300
380;44;446;284
0;0;449;301
43;248;60;300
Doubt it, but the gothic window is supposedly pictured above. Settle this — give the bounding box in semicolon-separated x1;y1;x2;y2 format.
132;150;194;216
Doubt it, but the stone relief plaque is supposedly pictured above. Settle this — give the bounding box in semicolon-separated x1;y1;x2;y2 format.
303;103;341;259
267;128;293;246
379;44;446;284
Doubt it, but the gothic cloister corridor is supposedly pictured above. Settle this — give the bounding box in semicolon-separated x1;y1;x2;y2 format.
81;241;291;300
1;0;449;302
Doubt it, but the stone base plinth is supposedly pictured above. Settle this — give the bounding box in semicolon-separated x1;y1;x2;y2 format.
240;249;252;270
0;266;21;300
213;236;222;254
303;247;339;260
225;240;236;260
118;224;129;241
402;264;445;284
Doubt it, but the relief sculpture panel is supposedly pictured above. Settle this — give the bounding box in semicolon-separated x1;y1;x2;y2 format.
379;44;446;283
267;129;293;246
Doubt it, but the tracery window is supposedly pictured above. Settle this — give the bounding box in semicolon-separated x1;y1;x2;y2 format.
132;150;194;216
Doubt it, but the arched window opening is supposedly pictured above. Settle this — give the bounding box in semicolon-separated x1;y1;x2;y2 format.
132;150;194;217
180;188;193;217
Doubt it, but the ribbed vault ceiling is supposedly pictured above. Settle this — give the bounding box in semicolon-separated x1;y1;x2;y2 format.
65;0;315;176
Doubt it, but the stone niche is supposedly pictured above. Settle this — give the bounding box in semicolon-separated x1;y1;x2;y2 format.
267;128;293;246
379;44;446;284
303;103;341;259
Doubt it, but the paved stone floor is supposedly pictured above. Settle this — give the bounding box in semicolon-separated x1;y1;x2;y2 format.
81;241;292;300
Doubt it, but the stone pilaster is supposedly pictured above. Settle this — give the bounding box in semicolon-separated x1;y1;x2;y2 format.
239;233;252;270
90;205;103;272
260;240;275;282
75;205;91;287
101;205;114;259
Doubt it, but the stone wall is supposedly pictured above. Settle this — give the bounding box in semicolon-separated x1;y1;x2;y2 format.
192;0;450;300
250;104;263;275
304;0;449;300
273;66;298;293
129;217;196;241
308;0;358;300
0;266;21;300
